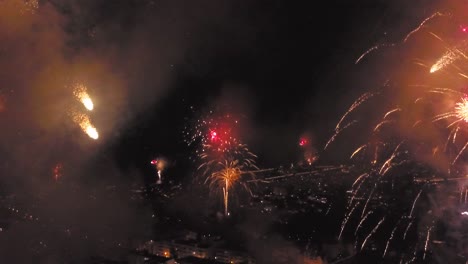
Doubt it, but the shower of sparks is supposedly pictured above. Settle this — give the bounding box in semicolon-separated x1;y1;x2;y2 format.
430;50;459;73
205;159;255;216
184;109;243;158
73;83;94;111
72;113;99;140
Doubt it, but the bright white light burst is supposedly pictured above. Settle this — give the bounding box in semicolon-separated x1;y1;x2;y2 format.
455;97;468;122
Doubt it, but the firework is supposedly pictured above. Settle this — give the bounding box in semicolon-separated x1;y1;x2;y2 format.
72;112;99;139
430;50;459;73
204;158;257;216
338;201;360;240
354;210;373;236
186;107;259;215
408;189;422;218
73;83;94;111
360;216;385;251
423;226;433;260
327;12;468;262
383;219;401;258
150;158;167;184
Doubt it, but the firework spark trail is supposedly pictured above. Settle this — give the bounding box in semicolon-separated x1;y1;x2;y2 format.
351;173;369;188
465;189;468;203
409;189;423;218
350;145;367;159
383;108;402;119
361;184;376;217
452;142;468;165
338;202;360;240
452;126;460;144
378;142;404;175
403;12;445;42
349;173;370;206
383;219;402;258
356;12;446;64
423;226;434;260
427;87;464;95
356;44;394;64
325;120;358;150
361;216;385;251
374;120;395;132
335;92;375;131
403;221;413;240
355;210;373;235
430;50;459;73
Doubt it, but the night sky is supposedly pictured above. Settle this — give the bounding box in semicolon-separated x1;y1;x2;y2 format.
107;0;439;171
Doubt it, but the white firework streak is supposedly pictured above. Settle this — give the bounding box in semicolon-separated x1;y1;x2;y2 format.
383;218;402;258
403;220;413;240
356;12;446;64
361;216;385;251
336;92;375;131
409;189;423;218
338;202;361;240
423;226;434;260
325;120;358;150
361;184;376;217
355;210;373;236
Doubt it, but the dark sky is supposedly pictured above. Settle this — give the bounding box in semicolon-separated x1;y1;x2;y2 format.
106;0;439;171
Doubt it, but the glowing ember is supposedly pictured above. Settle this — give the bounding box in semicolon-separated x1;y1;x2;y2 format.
73;84;94;111
299;138;308;146
462;211;468;216
53;163;63;181
455;96;468;122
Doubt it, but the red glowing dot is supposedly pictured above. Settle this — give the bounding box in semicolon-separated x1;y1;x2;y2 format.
299;139;306;146
210;131;218;141
151;159;157;165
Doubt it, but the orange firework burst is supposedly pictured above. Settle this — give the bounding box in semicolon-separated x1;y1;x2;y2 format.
205;159;251;216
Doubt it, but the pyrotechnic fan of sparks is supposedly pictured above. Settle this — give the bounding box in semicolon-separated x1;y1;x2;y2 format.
327;13;468;263
73;83;94;111
185;107;259;215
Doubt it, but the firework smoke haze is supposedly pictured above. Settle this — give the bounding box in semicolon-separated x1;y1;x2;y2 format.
0;0;242;262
